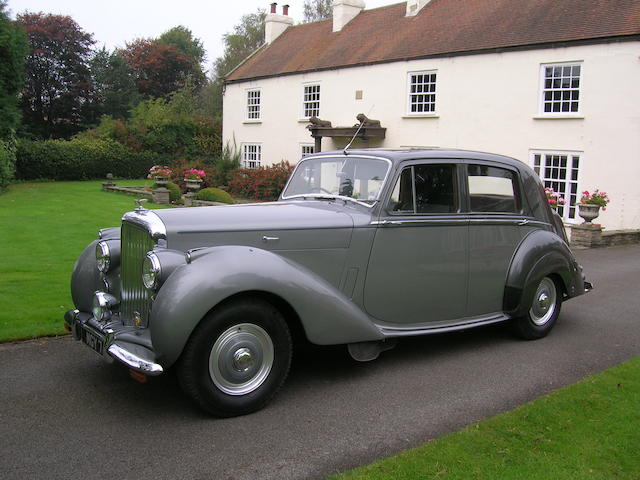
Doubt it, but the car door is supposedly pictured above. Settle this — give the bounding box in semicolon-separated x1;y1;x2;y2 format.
363;161;468;325
464;162;535;316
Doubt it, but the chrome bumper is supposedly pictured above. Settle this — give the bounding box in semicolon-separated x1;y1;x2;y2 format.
64;309;163;376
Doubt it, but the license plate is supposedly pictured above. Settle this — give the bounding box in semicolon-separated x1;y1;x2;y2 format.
82;328;104;355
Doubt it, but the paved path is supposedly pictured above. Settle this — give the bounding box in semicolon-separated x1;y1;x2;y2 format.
1;245;639;480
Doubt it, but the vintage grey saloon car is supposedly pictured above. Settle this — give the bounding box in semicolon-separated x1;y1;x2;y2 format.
65;149;591;416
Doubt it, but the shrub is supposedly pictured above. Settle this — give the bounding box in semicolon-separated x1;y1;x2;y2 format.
0;139;17;190
15;138;166;180
227;161;294;201
165;181;182;203
195;187;234;204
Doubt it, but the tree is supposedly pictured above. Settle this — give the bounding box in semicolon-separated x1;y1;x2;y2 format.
17;12;95;139
88;47;139;121
159;25;205;66
158;26;206;86
303;0;332;23
121;39;193;98
0;1;28;140
211;9;266;116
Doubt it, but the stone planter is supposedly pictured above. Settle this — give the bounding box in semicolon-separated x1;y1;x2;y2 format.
153;176;169;186
578;203;601;224
184;178;202;192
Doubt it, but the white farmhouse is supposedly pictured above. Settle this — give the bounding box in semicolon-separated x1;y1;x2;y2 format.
223;0;640;230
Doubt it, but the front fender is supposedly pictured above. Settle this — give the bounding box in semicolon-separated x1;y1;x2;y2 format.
70;240;103;312
503;229;582;317
150;245;383;368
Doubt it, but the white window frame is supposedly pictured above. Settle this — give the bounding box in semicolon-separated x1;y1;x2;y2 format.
539;62;583;116
301;144;315;158
242;143;262;169
302;83;321;119
530;149;582;222
246;88;261;121
407;70;437;116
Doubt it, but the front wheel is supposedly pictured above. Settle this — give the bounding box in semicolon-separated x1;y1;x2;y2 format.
178;298;292;417
513;276;562;340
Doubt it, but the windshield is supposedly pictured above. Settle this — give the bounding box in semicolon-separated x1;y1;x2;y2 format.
282;156;390;205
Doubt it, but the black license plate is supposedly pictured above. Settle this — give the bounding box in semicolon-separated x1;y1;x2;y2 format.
82;328;104;355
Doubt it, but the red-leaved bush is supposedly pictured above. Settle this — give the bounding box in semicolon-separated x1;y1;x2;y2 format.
227;161;294;201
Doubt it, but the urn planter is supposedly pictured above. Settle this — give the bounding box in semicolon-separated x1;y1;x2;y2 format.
153;176;169;186
185;179;203;192
578;203;601;224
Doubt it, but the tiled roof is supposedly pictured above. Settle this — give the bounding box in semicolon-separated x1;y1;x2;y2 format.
226;0;640;83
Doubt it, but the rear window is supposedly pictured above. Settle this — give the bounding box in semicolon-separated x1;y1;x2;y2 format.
467;165;519;213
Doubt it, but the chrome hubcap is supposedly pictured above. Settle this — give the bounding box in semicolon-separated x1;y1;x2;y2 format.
232;347;254;372
209;323;273;396
529;278;557;326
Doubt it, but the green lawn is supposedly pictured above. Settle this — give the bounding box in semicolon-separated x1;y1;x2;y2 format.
0;180;165;341
331;356;640;480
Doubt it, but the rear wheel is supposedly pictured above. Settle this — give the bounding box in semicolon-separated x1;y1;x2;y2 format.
178;298;292;417
513;276;562;340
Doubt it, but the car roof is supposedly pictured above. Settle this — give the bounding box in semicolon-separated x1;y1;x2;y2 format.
302;148;551;223
309;148;527;171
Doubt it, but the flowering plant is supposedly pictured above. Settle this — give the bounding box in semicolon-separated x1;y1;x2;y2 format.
148;165;173;178
544;187;565;208
580;189;610;210
183;168;206;181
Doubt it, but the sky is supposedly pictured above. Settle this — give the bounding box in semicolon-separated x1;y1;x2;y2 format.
7;0;396;74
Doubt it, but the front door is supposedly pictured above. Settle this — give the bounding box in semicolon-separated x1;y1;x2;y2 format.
364;162;468;325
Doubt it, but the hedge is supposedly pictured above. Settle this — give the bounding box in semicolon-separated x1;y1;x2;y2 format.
15;138;170;180
0;140;16;190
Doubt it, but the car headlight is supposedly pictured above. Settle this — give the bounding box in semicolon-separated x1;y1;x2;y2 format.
92;291;118;321
96;241;111;273
142;252;161;290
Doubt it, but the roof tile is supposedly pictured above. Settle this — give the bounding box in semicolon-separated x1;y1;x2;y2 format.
226;0;640;83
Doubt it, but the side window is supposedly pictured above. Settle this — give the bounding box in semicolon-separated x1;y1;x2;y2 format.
388;164;457;214
467;165;519;213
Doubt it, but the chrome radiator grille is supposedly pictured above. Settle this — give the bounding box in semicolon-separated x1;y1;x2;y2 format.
120;221;155;327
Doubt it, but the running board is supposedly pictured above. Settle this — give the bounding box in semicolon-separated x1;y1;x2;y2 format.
378;314;510;337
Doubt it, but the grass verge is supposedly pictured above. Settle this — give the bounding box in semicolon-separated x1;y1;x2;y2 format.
331;356;640;480
0;180;165;341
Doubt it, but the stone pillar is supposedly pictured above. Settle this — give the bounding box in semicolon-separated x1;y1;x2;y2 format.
152;187;170;205
570;223;603;248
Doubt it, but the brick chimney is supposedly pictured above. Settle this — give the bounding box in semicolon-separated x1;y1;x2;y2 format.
332;0;365;33
265;3;294;44
405;0;432;17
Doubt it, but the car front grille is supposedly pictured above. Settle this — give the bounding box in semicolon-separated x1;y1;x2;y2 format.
120;221;155;327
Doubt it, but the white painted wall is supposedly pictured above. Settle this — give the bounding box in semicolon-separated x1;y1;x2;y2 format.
223;41;640;230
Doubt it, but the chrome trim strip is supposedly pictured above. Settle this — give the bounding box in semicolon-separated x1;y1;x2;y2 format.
371;218;469;226
378;314;509;337
107;344;164;375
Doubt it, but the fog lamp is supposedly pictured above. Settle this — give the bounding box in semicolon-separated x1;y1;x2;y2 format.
92;291;118;322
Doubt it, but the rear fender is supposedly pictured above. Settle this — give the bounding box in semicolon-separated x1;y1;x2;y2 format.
150;245;383;368
503;230;581;317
